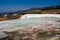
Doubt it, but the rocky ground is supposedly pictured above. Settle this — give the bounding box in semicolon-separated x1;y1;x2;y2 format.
0;17;60;40
0;21;60;40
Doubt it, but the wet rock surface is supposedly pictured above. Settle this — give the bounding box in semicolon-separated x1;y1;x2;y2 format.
0;17;60;40
2;22;60;40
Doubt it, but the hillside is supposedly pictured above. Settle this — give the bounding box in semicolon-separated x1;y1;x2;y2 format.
0;6;60;21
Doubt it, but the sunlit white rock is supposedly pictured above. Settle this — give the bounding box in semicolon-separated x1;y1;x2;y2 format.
21;14;60;19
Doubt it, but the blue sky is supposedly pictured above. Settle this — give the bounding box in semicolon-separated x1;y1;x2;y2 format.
0;0;60;12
